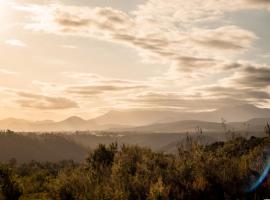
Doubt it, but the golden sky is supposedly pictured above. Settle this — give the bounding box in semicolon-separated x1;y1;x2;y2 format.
0;0;270;121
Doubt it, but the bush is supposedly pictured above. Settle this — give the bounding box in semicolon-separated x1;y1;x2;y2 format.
1;136;269;199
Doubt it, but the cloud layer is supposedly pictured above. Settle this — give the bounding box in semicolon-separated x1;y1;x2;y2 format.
15;91;78;110
17;3;258;72
2;0;269;118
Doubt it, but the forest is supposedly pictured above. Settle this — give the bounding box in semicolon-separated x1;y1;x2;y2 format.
1;128;270;200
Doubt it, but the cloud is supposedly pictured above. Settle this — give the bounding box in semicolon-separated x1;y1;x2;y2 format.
121;62;270;111
121;91;250;111
133;0;270;24
121;83;270;111
60;63;270;111
61;44;77;49
16;3;258;75
189;63;270;106
10;1;269;113
5;39;26;47
172;57;219;72
191;26;257;51
0;68;16;75
63;72;103;82
245;0;270;6
60;72;148;96
201;86;270;103
56;17;90;27
30;74;148;104
66;83;146;96
15;91;78;110
226;65;270;88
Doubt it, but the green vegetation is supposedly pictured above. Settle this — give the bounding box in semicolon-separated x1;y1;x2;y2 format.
1;135;270;200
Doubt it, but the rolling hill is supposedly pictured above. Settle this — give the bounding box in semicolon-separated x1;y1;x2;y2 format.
0;104;269;132
0;133;87;163
116;118;270;134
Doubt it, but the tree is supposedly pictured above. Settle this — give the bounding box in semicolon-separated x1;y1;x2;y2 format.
265;122;270;137
86;143;117;171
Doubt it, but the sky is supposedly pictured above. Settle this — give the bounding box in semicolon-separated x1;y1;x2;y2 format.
0;0;269;121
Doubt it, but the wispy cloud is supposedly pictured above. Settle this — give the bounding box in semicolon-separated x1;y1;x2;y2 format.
15;91;78;110
0;68;16;75
61;44;77;49
15;2;259;77
42;72;148;97
5;39;26;47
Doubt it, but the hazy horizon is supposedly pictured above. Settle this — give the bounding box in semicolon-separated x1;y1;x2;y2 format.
0;103;269;122
0;0;269;121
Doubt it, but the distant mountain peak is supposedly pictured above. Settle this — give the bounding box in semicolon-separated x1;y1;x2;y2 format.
63;116;85;122
1;103;270;132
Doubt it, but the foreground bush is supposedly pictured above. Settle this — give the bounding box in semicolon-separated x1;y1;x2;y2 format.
1;136;270;200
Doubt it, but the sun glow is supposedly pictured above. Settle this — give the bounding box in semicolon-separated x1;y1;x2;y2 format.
0;1;8;22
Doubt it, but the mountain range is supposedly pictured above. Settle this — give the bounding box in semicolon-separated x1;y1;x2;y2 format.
0;104;269;132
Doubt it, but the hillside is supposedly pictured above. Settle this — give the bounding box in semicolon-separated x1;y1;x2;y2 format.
0;131;225;163
0;132;87;163
117;118;270;134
